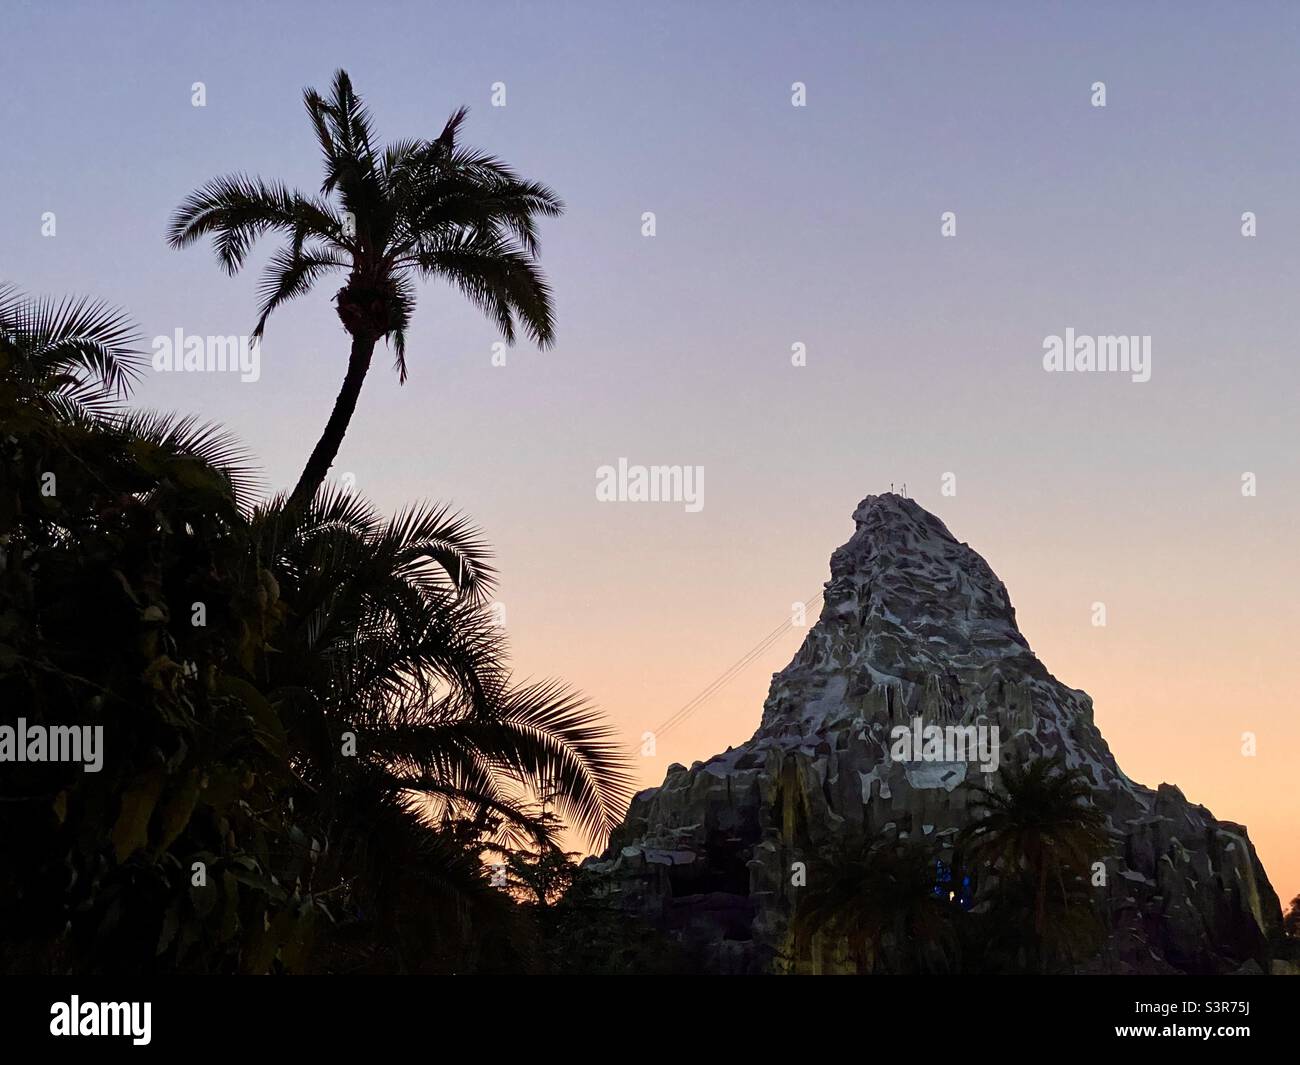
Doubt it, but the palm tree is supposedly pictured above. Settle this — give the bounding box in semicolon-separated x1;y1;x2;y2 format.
959;755;1110;941
971;864;1107;974
250;486;632;848
247;486;633;970
791;833;958;973
2;286;302;974
0;283;143;418
0;283;257;508
4;284;629;972
167;69;563;507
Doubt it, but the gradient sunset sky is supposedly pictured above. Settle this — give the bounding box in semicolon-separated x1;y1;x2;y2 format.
4;0;1297;903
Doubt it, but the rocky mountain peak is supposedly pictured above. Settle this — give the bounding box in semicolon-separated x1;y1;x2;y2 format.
836;491;1018;637
586;492;1283;974
760;493;1044;740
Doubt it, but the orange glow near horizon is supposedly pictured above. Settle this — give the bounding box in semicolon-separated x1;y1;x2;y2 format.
503;489;1299;911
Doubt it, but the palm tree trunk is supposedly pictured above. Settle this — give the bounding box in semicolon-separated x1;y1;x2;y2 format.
290;332;376;507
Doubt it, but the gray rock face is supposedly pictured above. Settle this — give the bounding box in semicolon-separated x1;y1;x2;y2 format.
584;493;1282;973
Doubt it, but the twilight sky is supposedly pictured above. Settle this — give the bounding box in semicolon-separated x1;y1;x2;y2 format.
4;0;1297;901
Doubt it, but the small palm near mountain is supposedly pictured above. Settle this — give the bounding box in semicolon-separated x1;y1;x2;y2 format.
792;833;959;974
959;754;1110;970
790;757;1110;975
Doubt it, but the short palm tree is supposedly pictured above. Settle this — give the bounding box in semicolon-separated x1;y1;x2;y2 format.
249;485;633;970
973;864;1106;973
167;69;563;507
251;485;633;846
0;283;257;507
960;755;1110;939
792;834;957;974
0;282;143;418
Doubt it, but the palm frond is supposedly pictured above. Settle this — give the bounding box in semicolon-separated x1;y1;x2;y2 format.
0;284;144;406
254;244;348;338
111;410;262;511
166;175;346;274
409;230;556;347
485;679;634;842
376;499;497;600
385;274;416;382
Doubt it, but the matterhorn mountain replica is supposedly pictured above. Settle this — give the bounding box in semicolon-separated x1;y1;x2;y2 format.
583;493;1282;973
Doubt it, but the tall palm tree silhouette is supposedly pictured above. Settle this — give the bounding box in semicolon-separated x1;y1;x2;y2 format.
168;70;563;506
